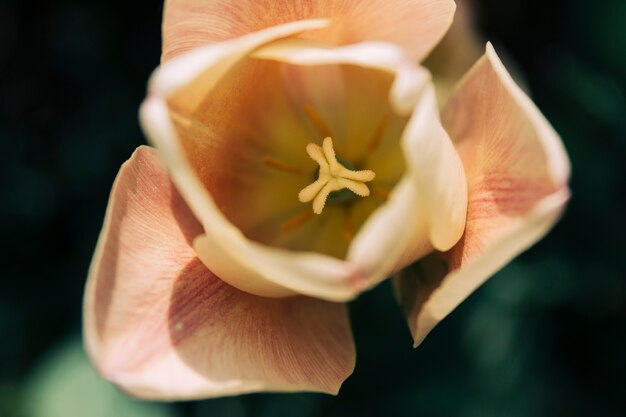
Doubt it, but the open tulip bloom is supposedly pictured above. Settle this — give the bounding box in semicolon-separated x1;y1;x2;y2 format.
84;0;571;400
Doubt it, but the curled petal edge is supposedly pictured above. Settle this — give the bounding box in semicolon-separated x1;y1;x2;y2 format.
397;189;569;347
395;43;571;347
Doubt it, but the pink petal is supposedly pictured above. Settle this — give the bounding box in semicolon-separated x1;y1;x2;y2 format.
395;44;571;347
163;0;456;62
84;146;355;399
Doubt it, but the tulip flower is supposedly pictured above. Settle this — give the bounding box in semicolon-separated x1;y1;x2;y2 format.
84;0;570;400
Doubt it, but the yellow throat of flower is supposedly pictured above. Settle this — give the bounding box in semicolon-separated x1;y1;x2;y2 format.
299;137;376;214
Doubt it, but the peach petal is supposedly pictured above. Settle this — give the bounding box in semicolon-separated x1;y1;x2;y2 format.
395;44;571;347
84;146;355;399
163;0;456;62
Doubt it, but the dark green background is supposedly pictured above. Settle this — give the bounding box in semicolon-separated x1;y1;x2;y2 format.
2;0;625;416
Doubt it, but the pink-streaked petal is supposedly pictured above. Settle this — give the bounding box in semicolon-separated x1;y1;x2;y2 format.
84;146;355;399
163;0;456;62
395;44;571;347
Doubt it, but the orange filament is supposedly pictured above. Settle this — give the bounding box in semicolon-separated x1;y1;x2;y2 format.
303;104;334;140
372;186;391;200
362;114;389;161
263;156;305;176
343;212;354;243
281;210;315;232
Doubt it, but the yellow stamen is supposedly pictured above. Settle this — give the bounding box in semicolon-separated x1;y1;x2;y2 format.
263;156;305;176
303;104;334;139
299;137;376;214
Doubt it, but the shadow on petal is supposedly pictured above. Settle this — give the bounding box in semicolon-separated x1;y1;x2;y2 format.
89;146;203;358
166;257;356;397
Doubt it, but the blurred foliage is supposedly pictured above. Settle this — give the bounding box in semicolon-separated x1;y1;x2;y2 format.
26;339;175;417
1;0;625;416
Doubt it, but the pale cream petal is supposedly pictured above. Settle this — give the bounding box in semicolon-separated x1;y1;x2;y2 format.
150;19;329;105
401;84;468;251
191;233;364;301
395;44;571;347
254;40;433;118
163;0;456;61
347;177;432;287
85;146;355;399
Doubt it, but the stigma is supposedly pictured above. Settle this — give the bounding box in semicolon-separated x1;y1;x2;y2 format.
299;137;376;214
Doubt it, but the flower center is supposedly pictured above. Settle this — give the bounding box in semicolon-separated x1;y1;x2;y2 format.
299;137;376;214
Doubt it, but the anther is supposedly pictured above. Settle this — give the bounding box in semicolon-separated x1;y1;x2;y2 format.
299;137;375;214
